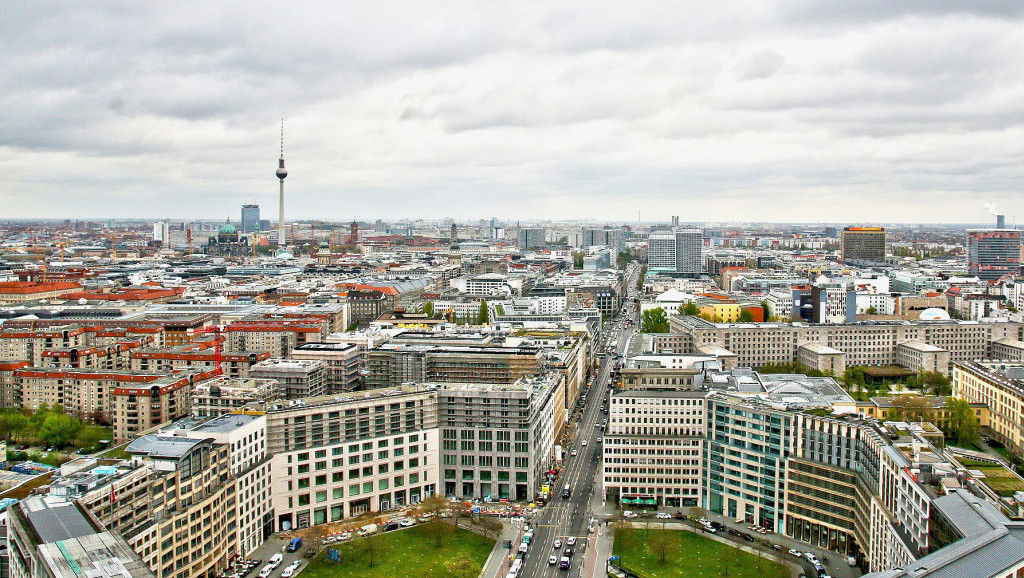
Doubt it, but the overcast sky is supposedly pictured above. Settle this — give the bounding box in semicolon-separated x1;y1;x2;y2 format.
3;1;1023;224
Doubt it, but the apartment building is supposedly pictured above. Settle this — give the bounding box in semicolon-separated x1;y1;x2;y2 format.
130;343;271;377
111;370;218;442
289;342;364;393
15;367;215;424
266;386;439;530
191;376;280;417
437;374;564;501
0;326;88;366
172;414;275;557
363;343;542;389
224;320;326;357
664;317;1024;371
250;358;327;399
7;495;154;578
89;434;239;578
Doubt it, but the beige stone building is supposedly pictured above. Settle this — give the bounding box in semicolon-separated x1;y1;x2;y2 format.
267;385;440;529
952;361;1024;456
663;317;1023;371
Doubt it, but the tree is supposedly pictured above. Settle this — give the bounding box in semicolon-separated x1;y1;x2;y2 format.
945;397;980;444
921;371;952;396
865;306;878;315
887;395;936;423
38;413;81;448
77;426;106;450
477;300;489;325
760;300;772;321
641;307;669;333
738;309;755;322
647;525;671;564
682;302;700;316
358;531;380;568
475;515;502;540
444;552;478;578
417;494;453;547
423;301;434;318
636;265;647;290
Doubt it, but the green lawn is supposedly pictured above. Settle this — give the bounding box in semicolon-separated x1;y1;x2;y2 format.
613;527;790;578
300;524;494;578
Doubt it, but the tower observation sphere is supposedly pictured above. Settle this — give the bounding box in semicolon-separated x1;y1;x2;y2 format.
276;158;288;180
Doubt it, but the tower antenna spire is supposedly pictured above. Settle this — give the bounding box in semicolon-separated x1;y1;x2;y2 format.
276;120;289;256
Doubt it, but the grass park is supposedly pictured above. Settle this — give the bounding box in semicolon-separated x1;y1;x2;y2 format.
299;523;494;578
613;527;790;578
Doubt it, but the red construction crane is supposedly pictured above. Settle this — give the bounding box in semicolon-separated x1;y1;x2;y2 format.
197;325;226;376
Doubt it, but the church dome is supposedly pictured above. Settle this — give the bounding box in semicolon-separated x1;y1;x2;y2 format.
219;222;237;235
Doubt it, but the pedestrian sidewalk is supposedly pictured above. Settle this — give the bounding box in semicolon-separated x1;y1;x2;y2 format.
583;520;614;578
478;520;522;578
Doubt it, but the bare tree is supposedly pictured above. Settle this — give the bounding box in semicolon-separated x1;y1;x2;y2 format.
417;494;454;547
476;515;502;540
648;523;671;564
359;532;379;568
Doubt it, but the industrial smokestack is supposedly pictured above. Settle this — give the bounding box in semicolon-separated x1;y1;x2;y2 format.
997;215;1006;229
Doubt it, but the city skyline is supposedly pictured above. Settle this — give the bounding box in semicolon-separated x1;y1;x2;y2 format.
3;2;1023;222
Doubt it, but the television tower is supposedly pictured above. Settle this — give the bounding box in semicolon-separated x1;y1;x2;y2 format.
276;119;288;251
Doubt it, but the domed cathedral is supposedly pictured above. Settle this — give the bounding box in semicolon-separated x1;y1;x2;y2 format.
207;218;250;257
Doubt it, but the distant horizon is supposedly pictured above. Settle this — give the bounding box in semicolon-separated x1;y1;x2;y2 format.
2;217;1017;229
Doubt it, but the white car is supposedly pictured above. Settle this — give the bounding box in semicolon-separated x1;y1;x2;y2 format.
623;510;638;518
656;512;671;519
788;549;802;557
553;539;562;548
582;440;588;446
400;518;415;527
549;555;558;565
566;537;577;547
281;561;301;578
571;449;578;456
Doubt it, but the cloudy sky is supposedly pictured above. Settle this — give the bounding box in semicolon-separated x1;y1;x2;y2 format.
3;1;1023;223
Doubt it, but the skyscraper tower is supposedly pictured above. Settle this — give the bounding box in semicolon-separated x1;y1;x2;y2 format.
276;120;288;250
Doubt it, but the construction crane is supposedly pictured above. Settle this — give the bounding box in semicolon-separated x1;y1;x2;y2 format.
197;325;226;377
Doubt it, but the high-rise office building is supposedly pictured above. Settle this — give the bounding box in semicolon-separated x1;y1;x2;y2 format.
968;229;1023;280
517;227;546;249
840;227;886;263
674;228;703;275
241;204;260;233
648;230;677;271
582;227;624;251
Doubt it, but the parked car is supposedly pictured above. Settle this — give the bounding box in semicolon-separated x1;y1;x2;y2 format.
281;561;301;578
623;510;638;518
400;518;415;527
656;512;671;519
788;549;802;557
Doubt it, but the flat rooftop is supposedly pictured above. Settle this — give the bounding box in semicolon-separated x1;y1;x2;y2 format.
21;495;98;543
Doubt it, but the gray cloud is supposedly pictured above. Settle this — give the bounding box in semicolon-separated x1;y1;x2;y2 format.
1;1;1022;222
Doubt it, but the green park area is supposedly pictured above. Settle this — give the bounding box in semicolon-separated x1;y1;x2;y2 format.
613;527;790;578
0;407;112;466
300;524;494;578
